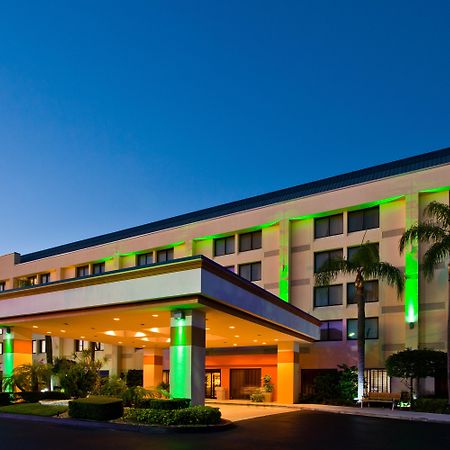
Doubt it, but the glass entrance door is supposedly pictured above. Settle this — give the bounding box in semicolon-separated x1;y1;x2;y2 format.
205;369;221;399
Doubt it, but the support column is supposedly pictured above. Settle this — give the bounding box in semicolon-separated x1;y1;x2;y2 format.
143;348;163;388
277;341;300;404
169;309;205;405
2;327;33;391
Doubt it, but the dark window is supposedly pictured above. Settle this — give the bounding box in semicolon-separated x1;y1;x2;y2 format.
92;262;105;275
348;206;379;233
214;236;235;256
27;276;36;286
94;342;104;351
347;280;379;304
314;249;343;272
314;214;343;239
314;285;343;307
157;248;174;263
347;243;379;263
347;317;379;340
239;231;262;252
238;262;262;281
76;265;89;277
137;253;153;266
225;265;235;273
0;282;5;291
320;320;343;341
74;339;86;352
39;273;50;284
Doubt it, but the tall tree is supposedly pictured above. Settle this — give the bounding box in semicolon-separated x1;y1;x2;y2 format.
399;200;450;403
315;242;404;401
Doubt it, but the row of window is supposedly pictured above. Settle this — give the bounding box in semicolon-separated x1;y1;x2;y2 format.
214;230;262;257
320;318;379;341
314;206;379;239
314;280;378;307
0;281;5;291
224;262;262;282
74;340;104;352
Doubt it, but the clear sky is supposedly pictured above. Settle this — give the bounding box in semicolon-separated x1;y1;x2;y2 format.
1;1;449;255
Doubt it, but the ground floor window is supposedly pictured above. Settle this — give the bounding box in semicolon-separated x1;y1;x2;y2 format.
205;369;221;399
365;368;390;393
230;368;261;399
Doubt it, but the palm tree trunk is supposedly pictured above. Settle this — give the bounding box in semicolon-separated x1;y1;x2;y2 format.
356;271;365;401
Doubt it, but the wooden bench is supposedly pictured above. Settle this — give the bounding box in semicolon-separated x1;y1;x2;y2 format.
361;392;401;410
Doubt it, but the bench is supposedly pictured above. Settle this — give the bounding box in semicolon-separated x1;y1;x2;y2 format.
361;392;401;410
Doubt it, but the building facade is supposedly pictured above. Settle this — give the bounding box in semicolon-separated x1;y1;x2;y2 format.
0;147;449;402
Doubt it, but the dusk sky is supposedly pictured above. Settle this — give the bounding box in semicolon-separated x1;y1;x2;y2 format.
1;1;449;255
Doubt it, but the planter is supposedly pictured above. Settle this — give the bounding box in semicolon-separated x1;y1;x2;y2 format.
263;392;273;403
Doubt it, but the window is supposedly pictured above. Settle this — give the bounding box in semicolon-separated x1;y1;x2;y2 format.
94;342;104;351
225;265;235;273
157;248;174;263
238;262;262;281
0;281;5;291
27;276;36;286
32;340;37;354
39;339;46;354
137;253;153;266
92;262;105;275
239;230;262;252
347;317;379;340
314;249;343;273
214;236;235;256
314;214;343;239
39;273;50;284
0;341;3;355
347;243;379;263
314;285;343;307
348;206;379;232
74;339;86;352
365;369;391;393
347;280;379;304
320;320;343;341
76;265;89;277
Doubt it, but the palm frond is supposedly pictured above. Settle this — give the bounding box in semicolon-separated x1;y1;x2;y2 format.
363;262;404;296
424;201;450;228
422;236;450;280
349;242;379;266
399;223;447;253
314;258;356;286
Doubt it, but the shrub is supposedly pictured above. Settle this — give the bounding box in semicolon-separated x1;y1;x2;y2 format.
126;370;143;388
16;392;43;403
136;398;190;410
97;376;128;397
414;398;449;414
0;393;12;406
41;391;70;400
250;392;265;402
122;386;155;407
124;405;221;426
69;396;123;421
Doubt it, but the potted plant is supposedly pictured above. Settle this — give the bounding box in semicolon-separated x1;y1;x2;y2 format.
262;374;274;402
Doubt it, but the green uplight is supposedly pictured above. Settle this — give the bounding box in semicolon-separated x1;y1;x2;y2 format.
169;317;190;399
420;185;450;194
3;332;14;391
405;249;419;324
193;221;279;242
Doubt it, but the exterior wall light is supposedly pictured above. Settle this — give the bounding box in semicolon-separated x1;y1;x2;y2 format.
173;310;185;321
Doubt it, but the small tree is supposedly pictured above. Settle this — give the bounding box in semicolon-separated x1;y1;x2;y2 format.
2;362;52;392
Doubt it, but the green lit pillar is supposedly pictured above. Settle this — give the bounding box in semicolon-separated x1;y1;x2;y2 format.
279;219;290;302
169;309;205;405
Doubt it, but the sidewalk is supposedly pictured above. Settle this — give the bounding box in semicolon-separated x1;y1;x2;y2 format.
206;399;450;424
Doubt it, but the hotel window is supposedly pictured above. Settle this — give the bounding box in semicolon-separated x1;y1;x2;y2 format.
157;248;174;263
94;342;104;351
314;214;343;239
74;339;86;352
347;280;379;304
314;249;343;273
32;340;38;354
40;273;51;284
239;230;262;252
26;276;37;286
238;262;262;281
39;339;46;354
76;265;90;277
214;236;235;256
314;285;343;307
0;281;5;291
347;317;379;340
320;320;343;341
348;206;379;233
0;342;3;355
137;252;153;266
347;243;379;263
92;262;105;275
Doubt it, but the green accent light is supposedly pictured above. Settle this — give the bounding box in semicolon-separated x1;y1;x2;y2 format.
420;185;450;194
405;250;419;324
193;221;279;242
170;318;190;399
3;332;14;391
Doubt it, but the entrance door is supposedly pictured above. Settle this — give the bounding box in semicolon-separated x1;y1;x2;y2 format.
230;368;261;399
205;369;221;399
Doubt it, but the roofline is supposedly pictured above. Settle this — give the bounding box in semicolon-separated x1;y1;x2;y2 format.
19;146;450;263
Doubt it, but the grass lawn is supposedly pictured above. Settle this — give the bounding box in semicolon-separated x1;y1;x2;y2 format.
0;403;68;417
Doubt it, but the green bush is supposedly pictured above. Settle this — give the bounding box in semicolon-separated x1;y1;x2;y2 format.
414;398;449;414
0;393;12;406
124;405;221;425
69;396;123;420
137;398;190;410
250;392;264;402
97;376;128;398
122;386;154;407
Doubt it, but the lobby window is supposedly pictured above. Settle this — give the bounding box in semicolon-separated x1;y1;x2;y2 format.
74;339;86;352
137;252;153;266
94;342;104;351
347;244;379;263
32;340;37;354
314;214;343;239
157;248;174;263
239;262;262;281
0;281;5;291
92;262;105;275
347;317;379;340
347;280;379;304
320;320;343;341
314;285;343;307
314;249;343;273
76;265;89;277
214;236;235;256
38;339;46;354
26;276;37;286
348;206;379;233
39;273;51;284
239;230;262;252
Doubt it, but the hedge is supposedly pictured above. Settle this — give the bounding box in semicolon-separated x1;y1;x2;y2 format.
136;398;190;410
124;405;221;425
0;393;12;406
15;391;69;403
414;398;449;414
69;396;124;420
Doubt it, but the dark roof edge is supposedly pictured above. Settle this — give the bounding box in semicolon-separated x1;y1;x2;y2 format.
19;146;450;263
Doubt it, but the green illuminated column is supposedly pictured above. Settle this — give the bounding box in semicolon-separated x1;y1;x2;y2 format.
405;194;419;348
279;219;290;302
169;309;205;405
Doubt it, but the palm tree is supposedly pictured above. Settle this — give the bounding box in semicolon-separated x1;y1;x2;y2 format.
399;201;450;403
315;242;404;401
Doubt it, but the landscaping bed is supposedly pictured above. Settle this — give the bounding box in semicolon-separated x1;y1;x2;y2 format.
0;403;67;417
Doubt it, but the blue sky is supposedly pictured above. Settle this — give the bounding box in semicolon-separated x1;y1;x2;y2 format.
1;1;449;255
